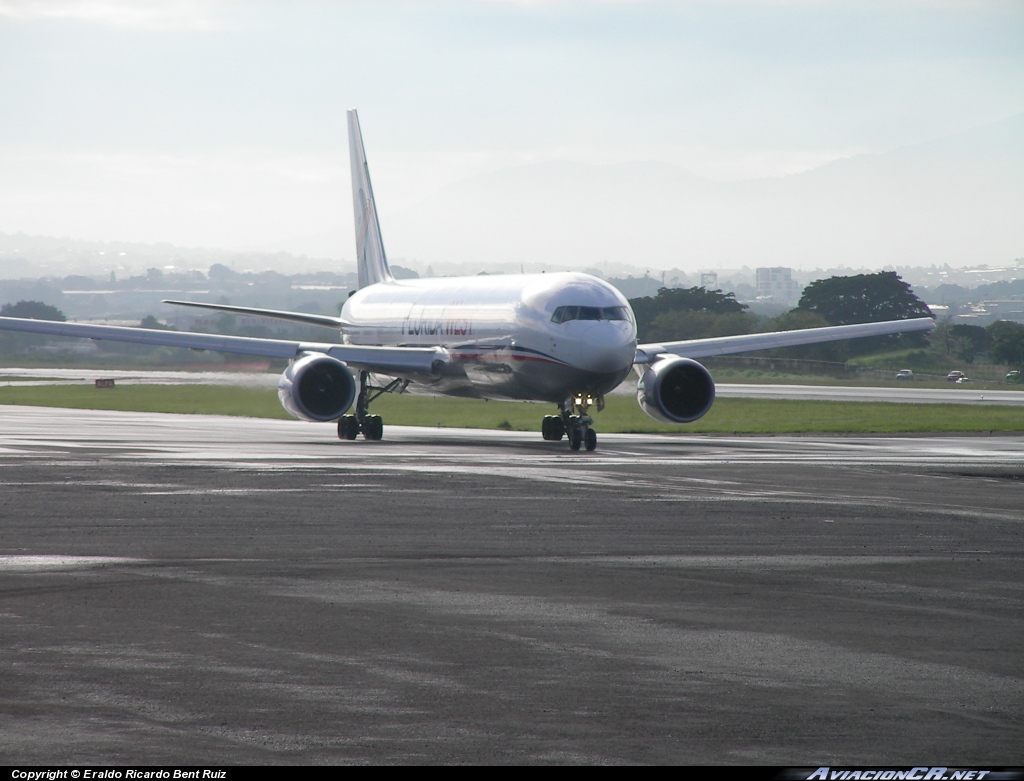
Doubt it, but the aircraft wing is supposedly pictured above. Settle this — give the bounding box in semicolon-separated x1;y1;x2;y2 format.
634;317;935;364
0;316;446;375
161;300;346;329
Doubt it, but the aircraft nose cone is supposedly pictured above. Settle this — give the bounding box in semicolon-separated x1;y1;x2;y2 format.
578;323;636;373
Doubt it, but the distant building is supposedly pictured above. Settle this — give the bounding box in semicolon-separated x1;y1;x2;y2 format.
700;272;719;290
756;267;802;305
955;300;1024;326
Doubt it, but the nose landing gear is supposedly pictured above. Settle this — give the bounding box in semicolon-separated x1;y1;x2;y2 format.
541;393;602;451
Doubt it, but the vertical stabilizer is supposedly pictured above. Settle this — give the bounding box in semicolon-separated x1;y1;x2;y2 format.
348;109;394;289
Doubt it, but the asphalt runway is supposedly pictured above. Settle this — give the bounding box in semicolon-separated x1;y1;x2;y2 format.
1;406;1022;764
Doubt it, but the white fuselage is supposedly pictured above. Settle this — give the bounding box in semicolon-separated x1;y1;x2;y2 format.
340;272;637;402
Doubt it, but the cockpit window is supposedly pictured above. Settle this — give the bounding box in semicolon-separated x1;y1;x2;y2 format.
551;306;575;324
552;305;631;324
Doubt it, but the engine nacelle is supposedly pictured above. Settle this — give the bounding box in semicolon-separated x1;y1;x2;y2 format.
637;356;716;424
278;354;357;422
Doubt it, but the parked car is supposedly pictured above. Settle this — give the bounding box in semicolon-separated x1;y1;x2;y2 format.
895;369;913;380
947;371;965;382
1007;370;1022;383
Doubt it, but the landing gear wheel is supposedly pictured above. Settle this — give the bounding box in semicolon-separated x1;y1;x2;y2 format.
362;414;384;441
551;416;565;440
561;393;601;453
569;427;582;451
338;415;359;440
542;415;566;441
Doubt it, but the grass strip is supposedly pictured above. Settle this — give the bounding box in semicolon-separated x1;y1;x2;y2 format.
0;384;291;419
1;384;1023;433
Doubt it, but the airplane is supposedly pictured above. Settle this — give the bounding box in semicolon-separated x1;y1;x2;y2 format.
0;109;934;451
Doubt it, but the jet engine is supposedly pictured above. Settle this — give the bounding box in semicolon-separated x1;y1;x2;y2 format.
636;356;716;424
278;353;357;422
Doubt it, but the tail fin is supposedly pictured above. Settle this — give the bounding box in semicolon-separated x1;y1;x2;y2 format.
348;109;394;289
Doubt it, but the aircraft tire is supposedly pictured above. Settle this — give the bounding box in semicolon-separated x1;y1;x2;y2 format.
541;416;553;440
338;415;359;440
569;428;582;451
584;428;597;451
363;415;383;441
551;416;565;440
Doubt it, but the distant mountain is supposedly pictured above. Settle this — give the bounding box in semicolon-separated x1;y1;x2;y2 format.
384;114;1024;272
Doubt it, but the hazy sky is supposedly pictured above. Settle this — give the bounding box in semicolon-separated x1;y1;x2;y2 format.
1;0;1022;266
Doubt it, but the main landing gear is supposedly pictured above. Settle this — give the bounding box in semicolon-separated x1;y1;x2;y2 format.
541;393;602;451
337;370;406;442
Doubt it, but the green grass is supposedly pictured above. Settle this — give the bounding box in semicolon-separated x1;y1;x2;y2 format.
1;383;1023;433
0;375;68;383
0;384;291;419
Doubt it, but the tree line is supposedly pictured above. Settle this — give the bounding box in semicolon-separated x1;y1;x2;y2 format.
628;271;1024;367
4;270;1024;367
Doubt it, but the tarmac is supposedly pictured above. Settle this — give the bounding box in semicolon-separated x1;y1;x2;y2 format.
1;406;1021;764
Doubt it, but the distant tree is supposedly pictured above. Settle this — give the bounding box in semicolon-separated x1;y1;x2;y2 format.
766;308;846;362
610;275;662;299
799;272;931;324
770;309;830;331
140;315;175;331
629;286;751;342
986;320;1024;367
647;286;747;314
976;278;1024;300
0;300;66;354
0;300;66;321
63;275;97;290
931;315;954;355
931;283;970;307
644;310;755;344
947;324;989;364
208;263;237;283
390;265;419;280
798;271;932;354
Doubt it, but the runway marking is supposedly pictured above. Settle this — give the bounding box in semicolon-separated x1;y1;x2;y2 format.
522;554;934;568
0;555;147;571
137;486;379;495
